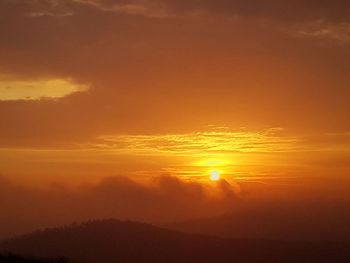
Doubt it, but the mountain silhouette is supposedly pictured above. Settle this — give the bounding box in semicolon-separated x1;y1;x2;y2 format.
169;204;350;242
1;219;350;263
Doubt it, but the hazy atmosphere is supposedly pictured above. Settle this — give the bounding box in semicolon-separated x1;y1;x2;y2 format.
1;1;350;262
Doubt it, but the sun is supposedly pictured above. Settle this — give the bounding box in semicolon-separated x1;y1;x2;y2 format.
209;170;221;181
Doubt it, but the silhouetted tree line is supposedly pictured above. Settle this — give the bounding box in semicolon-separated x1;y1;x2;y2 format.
0;253;69;263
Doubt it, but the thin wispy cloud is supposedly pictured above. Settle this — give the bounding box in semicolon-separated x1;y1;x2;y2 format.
71;0;173;18
288;20;350;44
95;128;302;155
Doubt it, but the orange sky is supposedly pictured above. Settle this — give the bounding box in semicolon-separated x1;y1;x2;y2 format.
0;0;350;238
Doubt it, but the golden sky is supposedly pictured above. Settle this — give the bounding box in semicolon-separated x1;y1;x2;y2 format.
0;0;350;238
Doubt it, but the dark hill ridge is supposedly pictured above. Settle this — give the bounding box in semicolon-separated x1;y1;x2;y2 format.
168;206;350;242
0;253;70;263
1;219;350;263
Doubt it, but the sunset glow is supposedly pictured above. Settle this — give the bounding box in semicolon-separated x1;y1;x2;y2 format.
1;0;350;252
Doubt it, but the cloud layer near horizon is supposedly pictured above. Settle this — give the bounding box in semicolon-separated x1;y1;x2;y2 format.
0;174;238;238
1;174;349;241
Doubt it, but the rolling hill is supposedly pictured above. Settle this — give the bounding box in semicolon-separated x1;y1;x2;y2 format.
169;203;350;242
1;219;350;263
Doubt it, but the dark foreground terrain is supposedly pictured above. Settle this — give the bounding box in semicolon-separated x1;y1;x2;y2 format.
169;206;350;242
1;220;350;263
0;254;69;263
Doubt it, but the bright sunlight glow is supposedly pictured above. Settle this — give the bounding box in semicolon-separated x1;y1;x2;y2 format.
210;170;221;181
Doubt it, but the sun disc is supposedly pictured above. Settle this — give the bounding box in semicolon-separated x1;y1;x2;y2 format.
210;170;221;181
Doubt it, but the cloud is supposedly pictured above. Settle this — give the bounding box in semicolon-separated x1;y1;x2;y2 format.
71;0;172;18
5;1;350;23
95;128;301;155
71;0;350;24
0;77;89;101
66;1;350;43
29;11;74;17
0;175;238;239
1;173;350;242
87;129;350;157
290;21;350;44
0;0;350;148
173;0;350;22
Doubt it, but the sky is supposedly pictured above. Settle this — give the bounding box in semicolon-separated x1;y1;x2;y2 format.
0;0;350;239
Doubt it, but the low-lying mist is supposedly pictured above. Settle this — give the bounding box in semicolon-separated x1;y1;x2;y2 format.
0;174;349;241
